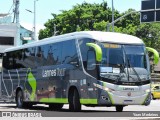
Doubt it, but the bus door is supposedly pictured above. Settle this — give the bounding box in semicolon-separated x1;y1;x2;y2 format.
78;38;98;103
85;48;98;102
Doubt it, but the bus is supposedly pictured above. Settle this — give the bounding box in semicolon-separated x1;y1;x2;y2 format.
1;31;154;112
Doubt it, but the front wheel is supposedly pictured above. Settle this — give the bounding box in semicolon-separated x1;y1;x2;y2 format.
69;89;81;112
116;105;123;112
151;94;156;100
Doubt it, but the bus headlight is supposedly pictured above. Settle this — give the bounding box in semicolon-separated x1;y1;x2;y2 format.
145;89;150;93
104;87;115;92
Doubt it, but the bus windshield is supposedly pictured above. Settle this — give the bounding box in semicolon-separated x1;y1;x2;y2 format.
100;43;149;83
123;45;146;68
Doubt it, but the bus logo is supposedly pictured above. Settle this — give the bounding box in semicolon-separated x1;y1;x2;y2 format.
123;88;134;91
127;92;131;97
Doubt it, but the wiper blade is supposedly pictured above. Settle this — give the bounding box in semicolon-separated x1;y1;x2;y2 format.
128;60;142;84
123;46;142;84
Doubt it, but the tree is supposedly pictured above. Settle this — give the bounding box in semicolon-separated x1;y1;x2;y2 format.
136;23;160;51
38;1;160;52
39;1;116;39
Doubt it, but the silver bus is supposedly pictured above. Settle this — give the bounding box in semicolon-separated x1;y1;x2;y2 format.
1;31;153;112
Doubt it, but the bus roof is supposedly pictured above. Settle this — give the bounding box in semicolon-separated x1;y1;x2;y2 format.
4;31;144;52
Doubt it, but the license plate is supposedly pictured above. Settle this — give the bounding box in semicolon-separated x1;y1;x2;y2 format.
124;100;133;103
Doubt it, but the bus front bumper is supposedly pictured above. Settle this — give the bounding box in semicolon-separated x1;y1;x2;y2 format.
98;91;151;106
107;92;151;105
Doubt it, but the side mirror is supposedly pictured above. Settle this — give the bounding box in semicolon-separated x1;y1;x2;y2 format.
146;47;159;65
86;43;102;62
87;50;96;70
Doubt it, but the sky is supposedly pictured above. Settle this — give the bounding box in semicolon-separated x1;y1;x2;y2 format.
0;0;141;32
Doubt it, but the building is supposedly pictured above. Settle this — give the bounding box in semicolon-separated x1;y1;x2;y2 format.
0;14;35;71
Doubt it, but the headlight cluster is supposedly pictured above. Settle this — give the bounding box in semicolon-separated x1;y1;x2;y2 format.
145;89;150;93
104;87;115;92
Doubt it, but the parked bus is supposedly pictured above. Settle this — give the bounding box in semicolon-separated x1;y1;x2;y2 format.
1;31;154;112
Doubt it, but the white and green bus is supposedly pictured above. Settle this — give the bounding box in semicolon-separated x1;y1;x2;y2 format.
1;31;157;112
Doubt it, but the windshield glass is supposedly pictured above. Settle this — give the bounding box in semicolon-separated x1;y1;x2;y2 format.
101;43;124;68
124;45;146;68
100;43;149;83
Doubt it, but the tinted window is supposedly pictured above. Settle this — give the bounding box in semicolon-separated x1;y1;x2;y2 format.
37;44;48;66
62;40;78;66
52;43;62;65
13;50;24;69
3;52;12;69
0;37;14;45
36;43;62;66
79;38;95;70
24;47;36;68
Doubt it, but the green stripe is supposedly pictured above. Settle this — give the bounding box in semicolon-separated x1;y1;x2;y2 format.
108;92;114;104
86;43;102;62
142;93;149;105
27;68;37;101
146;47;159;65
103;81;107;86
80;99;98;104
40;98;68;103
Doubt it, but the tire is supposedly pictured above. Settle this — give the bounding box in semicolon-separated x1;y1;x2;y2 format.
16;90;24;108
49;104;64;111
151;94;156;100
69;89;81;112
23;102;33;108
116;105;123;112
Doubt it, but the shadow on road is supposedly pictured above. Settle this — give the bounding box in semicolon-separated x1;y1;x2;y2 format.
1;105;159;117
0;104;133;113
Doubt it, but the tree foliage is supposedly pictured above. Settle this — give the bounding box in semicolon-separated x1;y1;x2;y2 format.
38;1;160;51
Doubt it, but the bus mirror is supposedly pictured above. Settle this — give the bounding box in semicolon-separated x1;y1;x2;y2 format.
87;50;96;70
86;43;102;62
146;47;159;65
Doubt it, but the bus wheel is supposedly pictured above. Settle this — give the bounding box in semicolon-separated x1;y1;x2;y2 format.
16;90;24;108
49;104;64;111
69;89;81;112
116;105;123;112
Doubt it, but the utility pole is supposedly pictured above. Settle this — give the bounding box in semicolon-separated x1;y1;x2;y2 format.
15;0;19;24
53;24;58;36
34;0;38;41
13;0;20;24
13;0;20;46
26;0;38;41
107;10;140;32
112;0;114;32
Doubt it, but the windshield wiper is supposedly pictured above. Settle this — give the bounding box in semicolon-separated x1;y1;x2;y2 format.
127;58;142;84
123;46;142;84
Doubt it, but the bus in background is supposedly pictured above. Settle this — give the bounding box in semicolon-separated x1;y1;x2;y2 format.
0;31;156;112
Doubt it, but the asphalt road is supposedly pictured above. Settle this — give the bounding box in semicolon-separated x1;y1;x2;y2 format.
0;100;160;119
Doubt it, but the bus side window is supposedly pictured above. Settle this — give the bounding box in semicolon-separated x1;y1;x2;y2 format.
36;46;44;66
8;52;13;70
52;43;62;65
87;50;96;70
47;45;54;65
38;43;62;66
24;47;36;68
61;40;79;67
3;53;10;70
79;38;97;78
13;50;24;69
79;38;95;70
